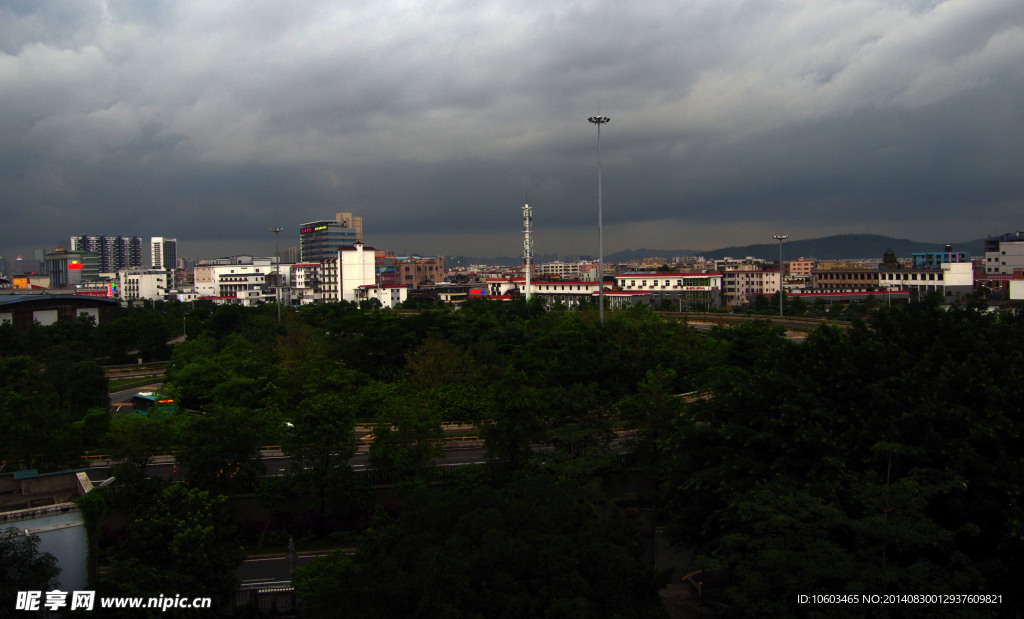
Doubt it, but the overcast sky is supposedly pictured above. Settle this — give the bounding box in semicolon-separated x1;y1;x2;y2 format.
2;0;1023;265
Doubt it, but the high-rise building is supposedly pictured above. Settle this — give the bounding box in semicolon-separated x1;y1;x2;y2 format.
70;235;142;272
335;212;363;243
299;213;361;263
151;237;177;270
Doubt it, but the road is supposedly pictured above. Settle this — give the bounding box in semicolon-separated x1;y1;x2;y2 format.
85;444;490;484
238;549;344;587
108;382;164;415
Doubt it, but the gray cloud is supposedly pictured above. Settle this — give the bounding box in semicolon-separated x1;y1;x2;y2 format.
2;0;1023;264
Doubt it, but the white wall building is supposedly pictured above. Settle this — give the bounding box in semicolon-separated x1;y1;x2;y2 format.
150;237;177;270
483;278;608;308
290;263;323;305
984;232;1024;276
615;272;724;310
354;285;408;308
535;260;599;280
721;270;781;307
878;262;973;300
193;258;283;305
322;243;377;303
116;268;171;302
1008;279;1024;301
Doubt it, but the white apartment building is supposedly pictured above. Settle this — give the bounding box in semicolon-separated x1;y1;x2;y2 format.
984;232;1024;276
615;272;724;310
150;237;177;270
714;257;765;272
290;263;322;305
194;257;284;305
116;268;171;302
878;262;973;300
321;243;377;303
485;278;602;308
535;260;598;280
354;285;408;308
721;269;781;308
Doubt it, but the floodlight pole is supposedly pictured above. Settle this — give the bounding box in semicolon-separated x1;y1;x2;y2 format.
773;234;788;316
270;227;284;323
589;115;610;323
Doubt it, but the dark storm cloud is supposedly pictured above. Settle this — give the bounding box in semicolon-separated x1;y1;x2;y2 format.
2;0;1023;263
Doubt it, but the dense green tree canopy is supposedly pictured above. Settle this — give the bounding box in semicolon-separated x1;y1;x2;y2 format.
293;474;668;619
5;294;1023;618
98;484;243;608
663;304;1024;616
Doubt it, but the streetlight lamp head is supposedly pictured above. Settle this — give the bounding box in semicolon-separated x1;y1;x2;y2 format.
773;234;789;241
588;116;611;125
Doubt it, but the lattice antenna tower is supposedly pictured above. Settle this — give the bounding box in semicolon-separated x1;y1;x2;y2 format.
522;195;533;300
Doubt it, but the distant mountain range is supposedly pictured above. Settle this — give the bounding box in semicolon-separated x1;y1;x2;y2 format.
450;234;986;266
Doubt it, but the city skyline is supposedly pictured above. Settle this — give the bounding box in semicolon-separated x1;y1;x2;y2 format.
2;1;1023;264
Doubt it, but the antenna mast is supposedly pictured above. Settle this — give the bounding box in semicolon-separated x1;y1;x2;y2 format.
523;200;533;300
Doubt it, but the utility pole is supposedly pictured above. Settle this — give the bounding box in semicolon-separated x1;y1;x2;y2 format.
588;115;610;323
773;234;788;316
270;227;284;323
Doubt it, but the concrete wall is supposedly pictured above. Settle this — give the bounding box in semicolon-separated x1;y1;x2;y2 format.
1;503;88;591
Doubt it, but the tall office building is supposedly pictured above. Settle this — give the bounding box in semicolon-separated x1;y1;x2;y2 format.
70;235;142;272
151;237;177;270
335;212;363;243
299;213;362;263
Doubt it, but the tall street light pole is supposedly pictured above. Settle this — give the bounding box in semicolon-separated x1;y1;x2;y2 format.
773;234;788;317
589;115;610;324
270;227;283;323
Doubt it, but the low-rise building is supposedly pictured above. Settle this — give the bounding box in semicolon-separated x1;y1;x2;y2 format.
984;232;1024;276
354;285;408;308
788;257;816;278
721;269;780;307
44;249;101;290
289;263;323;305
912;246;969;268
878;262;973;300
485;278;602;309
811;268;879;292
394;256;445;289
116;268;172;302
535;260;597;280
0;295;119;328
194;256;282;306
615;272;724;310
714;257;765;272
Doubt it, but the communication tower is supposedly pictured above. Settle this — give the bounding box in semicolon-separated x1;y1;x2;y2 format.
522;202;533;300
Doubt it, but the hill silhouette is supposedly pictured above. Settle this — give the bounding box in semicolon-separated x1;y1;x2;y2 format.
453;234;985;266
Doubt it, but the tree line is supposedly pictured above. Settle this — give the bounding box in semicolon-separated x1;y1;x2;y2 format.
1;297;1021;617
